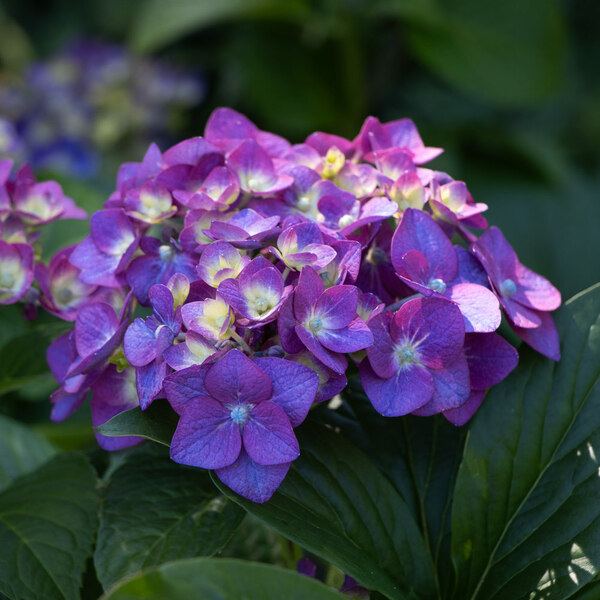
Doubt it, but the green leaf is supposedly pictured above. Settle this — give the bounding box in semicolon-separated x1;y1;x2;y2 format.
214;422;436;600
0;452;99;600
0;414;57;491
102;557;347;599
405;0;566;106
330;390;465;597
94;399;178;446
131;0;310;52
95;446;244;590
451;283;600;599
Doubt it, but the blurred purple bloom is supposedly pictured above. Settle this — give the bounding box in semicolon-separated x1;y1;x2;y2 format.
0;240;34;304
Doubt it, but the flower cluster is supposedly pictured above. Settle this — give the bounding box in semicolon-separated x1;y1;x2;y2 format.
0;40;204;178
10;107;561;502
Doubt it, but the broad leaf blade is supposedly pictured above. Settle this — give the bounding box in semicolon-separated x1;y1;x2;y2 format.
102;558;347;599
214;422;436;600
95;446;244;589
451;283;600;599
95;399;178;446
0;414;57;491
0;452;99;600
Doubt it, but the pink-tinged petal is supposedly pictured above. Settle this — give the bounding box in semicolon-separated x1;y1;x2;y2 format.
69;236;121;288
243;402;299;465
124;319;158;367
163;364;212;414
391;297;464;368
398;249;430;285
391;208;457;283
215;449;291;503
384;118;443;164
443;390;486;426
204;349;272;404
205;107;258;144
277;294;304;353
170;397;241;469
412;354;470;415
295;325;348;374
305;132;354;157
511;310;560;361
464;333;519;389
294;266;324;323
512;263;561;311
472;226;519;285
253;357;319;427
75;302;119;358
314;285;358;329
136;360;168;410
163;137;220;166
317;317;374;353
445;282;501;333
501;297;542;329
90;209;136;256
359;359;433;416
365;312;397;379
285;245;337;271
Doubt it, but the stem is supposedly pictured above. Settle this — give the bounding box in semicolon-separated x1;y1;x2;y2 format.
229;329;252;355
281;267;291;282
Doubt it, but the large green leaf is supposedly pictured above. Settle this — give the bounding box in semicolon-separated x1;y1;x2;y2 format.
95;446;244;590
131;0;310;52
94;400;178;446
215;422;436;600
0;414;57;491
328;391;465;597
0;452;99;600
405;0;566;106
451;283;600;599
102;558;347;599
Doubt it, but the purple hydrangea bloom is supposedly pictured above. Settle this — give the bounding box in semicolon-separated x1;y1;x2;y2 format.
360;297;468;416
278;266;373;374
0;240;34;304
204;208;280;249
271;222;336;272
164;349;319;502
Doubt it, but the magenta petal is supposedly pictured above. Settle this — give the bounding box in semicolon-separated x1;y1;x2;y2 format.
215;449;291;503
443;389;486;426
399;249;430;285
253;357;319;427
295;325;348;374
317;317;374;353
472;226;519;284
205;107;258;143
294;266;324;323
170;397;241;469
445;282;501;333
359;359;433;417
511;310;560;361
243;402;299;465
204;349;272;404
391;209;457;283
502;297;542;329
513;263;561;312
413;354;470;415
365;312;398;379
464;333;519;389
277;294;304;353
314;285;358;329
391;297;464;368
163;364;212;414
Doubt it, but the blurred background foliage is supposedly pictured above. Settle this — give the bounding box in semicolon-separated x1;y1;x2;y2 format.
0;0;597;374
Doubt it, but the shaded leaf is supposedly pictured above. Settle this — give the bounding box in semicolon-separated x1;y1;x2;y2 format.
214;422;436;600
451;283;600;599
0;414;57;492
95;399;178;446
95;445;244;589
0;452;99;600
102;557;347;599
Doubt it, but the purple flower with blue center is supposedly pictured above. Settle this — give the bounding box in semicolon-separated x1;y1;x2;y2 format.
472;226;561;360
360;297;468;416
278;266;373;374
391;208;501;333
217;256;291;326
164;349;319;502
